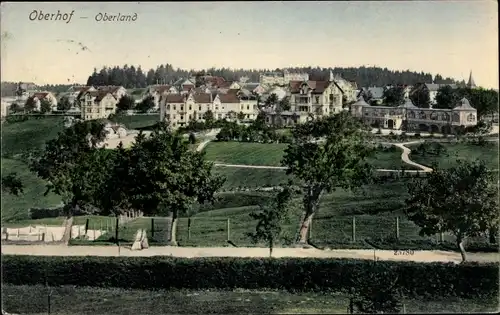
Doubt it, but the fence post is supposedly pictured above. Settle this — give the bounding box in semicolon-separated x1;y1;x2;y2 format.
85;218;89;234
227;218;231;241
41;233;45;242
115;217;119;242
106;220;109;233
395;217;400;240
93;223;96;240
352;217;356;242
151;218;155;237
309;219;313;241
100;221;103;232
188;217;191;241
439;231;444;243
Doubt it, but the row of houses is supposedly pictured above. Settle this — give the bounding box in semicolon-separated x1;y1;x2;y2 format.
157;71;355;128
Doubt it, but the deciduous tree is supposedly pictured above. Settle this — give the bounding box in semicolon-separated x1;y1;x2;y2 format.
435;85;459;109
24;97;36;112
57;96;72;111
409;87;431;108
116;95;136;112
405;160;498;262
382;86;405;107
123;123;225;245
282;112;374;244
29;120;110;243
40;99;52;113
248;186;297;256
136;95;155;113
1;172;24;196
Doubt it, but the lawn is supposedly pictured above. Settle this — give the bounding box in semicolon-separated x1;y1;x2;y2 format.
204;141;418;170
1;116;65;157
2;285;496;315
408;141;499;169
110;114;159;130
1;158;61;223
214;167;290;189
204;142;287;166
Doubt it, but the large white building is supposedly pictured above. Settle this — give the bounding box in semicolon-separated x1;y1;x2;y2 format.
159;90;258;128
351;97;478;133
262;77;344;126
259;70;309;86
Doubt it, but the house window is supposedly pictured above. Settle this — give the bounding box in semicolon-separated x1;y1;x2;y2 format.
189;114;192;120
173;115;176;120
181;106;184;111
315;96;320;103
167;104;170;110
246;105;249;110
199;105;201;111
173;105;176;110
241;105;244;110
467;113;475;122
180;116;184;121
189;105;192;110
215;107;219;110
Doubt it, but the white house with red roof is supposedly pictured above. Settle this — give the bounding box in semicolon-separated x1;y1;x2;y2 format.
32;92;58;111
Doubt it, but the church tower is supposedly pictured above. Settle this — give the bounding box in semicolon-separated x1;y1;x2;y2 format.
467;70;477;88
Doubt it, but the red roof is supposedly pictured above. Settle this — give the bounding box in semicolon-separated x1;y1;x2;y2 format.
205;76;226;87
154;85;172;94
194;93;212;103
165;94;186;103
218;93;240;103
33;92;49;99
289;80;331;94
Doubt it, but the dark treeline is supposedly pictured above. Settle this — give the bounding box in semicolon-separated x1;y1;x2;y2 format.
1;66;459;96
84;65;460;89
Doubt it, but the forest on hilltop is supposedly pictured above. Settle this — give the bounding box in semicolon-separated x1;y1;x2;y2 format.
1;65;460;97
84;64;460;89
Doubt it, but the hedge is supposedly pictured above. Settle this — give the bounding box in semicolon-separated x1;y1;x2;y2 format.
2;256;497;298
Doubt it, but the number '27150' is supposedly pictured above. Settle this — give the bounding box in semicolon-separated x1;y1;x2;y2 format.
394;249;415;255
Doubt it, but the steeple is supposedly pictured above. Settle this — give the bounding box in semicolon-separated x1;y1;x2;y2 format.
467;70;477;88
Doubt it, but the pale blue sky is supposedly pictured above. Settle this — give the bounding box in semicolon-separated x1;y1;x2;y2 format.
1;1;498;88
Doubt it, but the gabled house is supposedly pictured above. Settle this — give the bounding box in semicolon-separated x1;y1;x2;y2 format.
80;90;118;120
288;79;344;117
330;72;357;103
96;86;127;100
32;92;58;111
68;86;96;104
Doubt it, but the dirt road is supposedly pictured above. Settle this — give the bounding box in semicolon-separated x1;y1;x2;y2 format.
2;245;498;264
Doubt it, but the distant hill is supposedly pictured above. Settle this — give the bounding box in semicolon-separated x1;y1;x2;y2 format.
85;64;460;89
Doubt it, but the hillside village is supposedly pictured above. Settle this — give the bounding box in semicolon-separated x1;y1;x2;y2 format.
1;68;495;134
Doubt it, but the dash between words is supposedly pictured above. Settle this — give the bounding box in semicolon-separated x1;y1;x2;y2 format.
29;10;138;23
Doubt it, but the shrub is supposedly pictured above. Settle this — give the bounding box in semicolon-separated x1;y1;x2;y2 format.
2;256;497;298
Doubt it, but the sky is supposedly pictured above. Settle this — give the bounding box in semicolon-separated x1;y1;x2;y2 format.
1;1;498;88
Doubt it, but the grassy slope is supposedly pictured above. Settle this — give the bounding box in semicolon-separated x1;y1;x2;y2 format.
2;285;496;315
214;167;290;189
1;158;61;223
1;117;65;157
408;142;499;169
204;142;417;170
